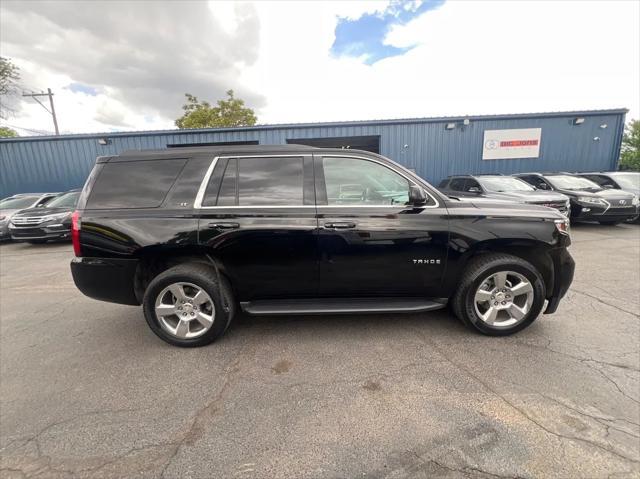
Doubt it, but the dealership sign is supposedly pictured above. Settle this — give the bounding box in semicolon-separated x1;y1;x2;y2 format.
482;128;542;160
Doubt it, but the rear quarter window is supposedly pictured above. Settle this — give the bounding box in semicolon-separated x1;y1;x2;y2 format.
86;159;187;209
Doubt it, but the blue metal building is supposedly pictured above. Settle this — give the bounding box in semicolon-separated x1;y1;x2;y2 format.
0;108;627;197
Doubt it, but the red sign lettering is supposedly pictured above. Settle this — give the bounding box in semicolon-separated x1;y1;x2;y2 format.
499;140;539;147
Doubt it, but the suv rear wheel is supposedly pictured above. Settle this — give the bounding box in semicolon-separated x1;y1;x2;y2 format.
452;253;546;336
142;263;235;347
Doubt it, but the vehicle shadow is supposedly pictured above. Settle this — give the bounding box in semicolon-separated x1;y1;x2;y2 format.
228;308;475;342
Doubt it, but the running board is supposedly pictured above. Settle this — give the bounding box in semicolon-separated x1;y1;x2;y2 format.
240;298;448;315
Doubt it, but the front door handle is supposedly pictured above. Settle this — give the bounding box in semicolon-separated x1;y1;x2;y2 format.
208;222;239;230
324;222;356;229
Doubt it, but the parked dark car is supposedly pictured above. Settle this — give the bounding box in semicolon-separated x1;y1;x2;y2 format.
514;173;639;225
10;189;80;243
438;175;570;216
0;193;60;240
575;172;640;223
70;146;574;347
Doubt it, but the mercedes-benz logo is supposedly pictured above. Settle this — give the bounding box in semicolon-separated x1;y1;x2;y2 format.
485;139;499;150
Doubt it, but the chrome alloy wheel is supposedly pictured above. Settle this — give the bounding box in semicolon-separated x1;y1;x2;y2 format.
155;282;215;339
473;271;534;328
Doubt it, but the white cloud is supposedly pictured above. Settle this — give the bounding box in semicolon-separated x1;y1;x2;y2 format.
1;0;638;136
245;0;639;124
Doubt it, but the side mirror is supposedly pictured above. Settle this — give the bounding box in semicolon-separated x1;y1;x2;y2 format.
409;185;427;205
467;186;482;194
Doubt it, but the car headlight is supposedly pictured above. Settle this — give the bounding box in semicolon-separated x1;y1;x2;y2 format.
578;196;608;206
40;212;71;222
632;195;639;206
554;218;570;236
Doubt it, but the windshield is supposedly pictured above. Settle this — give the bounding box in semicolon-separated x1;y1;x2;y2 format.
0;196;38;209
45;191;80;209
546;175;600;190
610;173;640;189
478;177;535;192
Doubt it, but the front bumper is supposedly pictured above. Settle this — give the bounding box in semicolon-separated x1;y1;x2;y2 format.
71;257;140;305
544;248;575;314
571;203;639;222
9;223;71;241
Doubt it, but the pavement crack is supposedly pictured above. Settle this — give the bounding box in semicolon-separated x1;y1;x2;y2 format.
410;326;640;465
159;340;257;478
570;288;639;317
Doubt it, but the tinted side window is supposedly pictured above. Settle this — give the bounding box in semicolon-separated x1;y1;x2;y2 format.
238;157;303;206
36;195;55;207
585;175;614;187
518;176;536;187
449;178;467;191
322;157;410;205
535;177;551;189
465;179;481;191
87;159;186;209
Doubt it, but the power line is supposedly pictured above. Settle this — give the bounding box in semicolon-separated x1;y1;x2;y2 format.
22;88;59;135
1;122;55;135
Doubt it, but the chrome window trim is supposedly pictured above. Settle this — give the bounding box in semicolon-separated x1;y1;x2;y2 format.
193;156;219;208
194;153;440;209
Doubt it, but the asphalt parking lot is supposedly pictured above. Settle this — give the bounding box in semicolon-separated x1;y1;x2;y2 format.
0;224;639;479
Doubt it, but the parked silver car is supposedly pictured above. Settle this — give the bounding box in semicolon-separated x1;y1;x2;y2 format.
0;193;60;240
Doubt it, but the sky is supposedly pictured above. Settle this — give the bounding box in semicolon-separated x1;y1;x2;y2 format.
0;0;638;136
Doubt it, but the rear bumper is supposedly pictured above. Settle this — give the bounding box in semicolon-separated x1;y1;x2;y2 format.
544;248;575;314
71;257;140;305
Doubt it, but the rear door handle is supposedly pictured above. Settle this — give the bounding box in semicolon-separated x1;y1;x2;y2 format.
208;222;239;230
324;222;356;229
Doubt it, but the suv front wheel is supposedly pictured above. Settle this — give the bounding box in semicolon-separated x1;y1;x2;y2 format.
142;263;235;347
452;253;546;336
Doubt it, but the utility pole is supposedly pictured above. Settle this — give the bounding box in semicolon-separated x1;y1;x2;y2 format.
22;88;59;135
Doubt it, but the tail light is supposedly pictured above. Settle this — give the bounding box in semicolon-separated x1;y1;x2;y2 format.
71;210;82;256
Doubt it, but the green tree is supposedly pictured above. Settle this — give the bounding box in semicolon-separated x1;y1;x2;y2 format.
619;119;640;171
0;57;21;119
175;90;257;129
0;126;18;137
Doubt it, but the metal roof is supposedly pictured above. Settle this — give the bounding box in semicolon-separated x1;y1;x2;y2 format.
0;108;629;143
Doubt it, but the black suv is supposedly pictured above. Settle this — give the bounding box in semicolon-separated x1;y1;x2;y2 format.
71;146;574;347
514;173;639;225
438;175;570;216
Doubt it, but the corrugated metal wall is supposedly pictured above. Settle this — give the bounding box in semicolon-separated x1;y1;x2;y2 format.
0;110;626;197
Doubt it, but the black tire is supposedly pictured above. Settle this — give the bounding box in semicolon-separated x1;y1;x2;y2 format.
598;220;621;226
27;239;48;244
451;253;546;336
142;262;235;347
